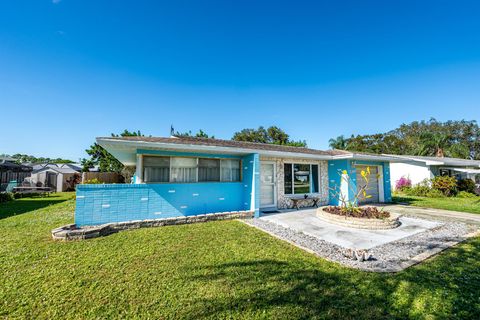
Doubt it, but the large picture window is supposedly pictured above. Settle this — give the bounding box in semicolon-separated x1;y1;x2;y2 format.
143;156;170;183
170;157;197;182
142;156;241;183
198;158;220;182
284;163;319;194
221;159;241;182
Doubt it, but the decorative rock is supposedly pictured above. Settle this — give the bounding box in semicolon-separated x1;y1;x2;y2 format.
245;218;476;272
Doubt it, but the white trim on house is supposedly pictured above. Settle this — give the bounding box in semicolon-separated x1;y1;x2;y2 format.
377;165;385;203
135;154;143;183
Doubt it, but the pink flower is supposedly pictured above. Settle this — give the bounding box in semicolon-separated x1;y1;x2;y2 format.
396;177;412;190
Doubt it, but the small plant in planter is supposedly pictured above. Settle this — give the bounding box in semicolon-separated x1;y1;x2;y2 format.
326;167;390;219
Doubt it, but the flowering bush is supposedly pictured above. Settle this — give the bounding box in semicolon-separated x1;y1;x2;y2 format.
431;176;457;196
395;176;412;191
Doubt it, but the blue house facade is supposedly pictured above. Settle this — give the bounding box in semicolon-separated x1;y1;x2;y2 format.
75;136;396;226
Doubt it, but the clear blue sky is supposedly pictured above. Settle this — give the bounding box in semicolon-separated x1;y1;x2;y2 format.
1;0;479;161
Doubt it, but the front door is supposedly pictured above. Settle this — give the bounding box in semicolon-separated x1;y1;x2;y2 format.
356;166;380;204
260;162;276;208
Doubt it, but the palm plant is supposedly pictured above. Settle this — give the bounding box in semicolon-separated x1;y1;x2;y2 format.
416;132;450;157
328;135;348;150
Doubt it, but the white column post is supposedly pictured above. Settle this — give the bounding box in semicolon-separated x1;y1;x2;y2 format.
135;154;143;184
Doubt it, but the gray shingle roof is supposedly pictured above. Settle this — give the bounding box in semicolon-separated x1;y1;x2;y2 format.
100;136;349;157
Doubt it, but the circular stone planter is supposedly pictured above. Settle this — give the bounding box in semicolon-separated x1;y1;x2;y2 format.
316;208;401;230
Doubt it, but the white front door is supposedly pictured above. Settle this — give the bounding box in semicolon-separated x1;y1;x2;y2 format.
260;162;276;208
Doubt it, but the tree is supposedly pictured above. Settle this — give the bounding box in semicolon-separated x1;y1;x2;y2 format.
329;118;480;159
328;135;348;150
6;154;74;164
232;126;307;147
174;129;214;138
81;130;144;172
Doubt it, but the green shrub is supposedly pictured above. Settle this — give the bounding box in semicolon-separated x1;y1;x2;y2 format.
457;191;478;198
13;192;44;199
426;189;446;198
431;176;457;196
403;180;431;197
82;178;103;184
457;179;476;194
0;192;14;203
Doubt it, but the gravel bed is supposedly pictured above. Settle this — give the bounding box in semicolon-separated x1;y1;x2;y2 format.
245;218;476;272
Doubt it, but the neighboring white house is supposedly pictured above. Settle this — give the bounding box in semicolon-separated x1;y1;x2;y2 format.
27;164;81;192
385;155;480;190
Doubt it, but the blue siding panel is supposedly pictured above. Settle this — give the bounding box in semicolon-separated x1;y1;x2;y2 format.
327;159;392;205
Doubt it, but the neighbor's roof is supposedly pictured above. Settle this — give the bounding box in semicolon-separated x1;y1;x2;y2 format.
0;161;32;172
32;166;79;174
383;154;480;167
96;136;401;165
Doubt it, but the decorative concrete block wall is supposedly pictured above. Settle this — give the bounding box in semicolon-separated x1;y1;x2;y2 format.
75;153;259;226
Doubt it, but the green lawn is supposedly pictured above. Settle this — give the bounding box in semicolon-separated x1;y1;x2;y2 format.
393;193;480;214
1;194;480;319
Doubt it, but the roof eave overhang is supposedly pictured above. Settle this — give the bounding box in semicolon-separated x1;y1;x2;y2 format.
96;138;335;164
332;153;401;162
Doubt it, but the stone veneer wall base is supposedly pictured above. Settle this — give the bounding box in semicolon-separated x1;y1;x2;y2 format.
52;210;254;241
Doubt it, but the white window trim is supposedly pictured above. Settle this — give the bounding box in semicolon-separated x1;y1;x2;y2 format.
284;163;321;196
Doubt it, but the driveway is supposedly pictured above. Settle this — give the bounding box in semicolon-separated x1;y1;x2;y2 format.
374;204;480;227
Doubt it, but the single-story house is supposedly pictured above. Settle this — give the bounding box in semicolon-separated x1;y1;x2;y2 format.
75;136;398;226
28;164;81;192
386;154;480;189
0;158;33;191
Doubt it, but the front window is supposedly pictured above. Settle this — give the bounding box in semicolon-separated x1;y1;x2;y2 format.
284;163;319;194
221;159;241;182
170;157;197;182
143;156;170;183
142;156;241;183
198;158;220;182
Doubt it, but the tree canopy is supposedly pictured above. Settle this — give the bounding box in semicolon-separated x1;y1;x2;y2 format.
1;154;74;164
232;126;307;147
174;129;214;139
328;119;480;159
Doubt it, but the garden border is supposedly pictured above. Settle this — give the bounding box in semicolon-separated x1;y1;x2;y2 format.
52;210;254;241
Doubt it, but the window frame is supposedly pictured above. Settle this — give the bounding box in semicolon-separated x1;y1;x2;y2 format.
141;155;242;184
283;162;320;195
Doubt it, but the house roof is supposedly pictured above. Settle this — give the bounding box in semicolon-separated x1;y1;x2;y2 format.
383;154;480;168
32;166;79;174
0;160;32;172
96;136;400;165
100;136;347;156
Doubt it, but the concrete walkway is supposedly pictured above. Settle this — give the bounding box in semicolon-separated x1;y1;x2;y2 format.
259;209;440;250
374;204;480;227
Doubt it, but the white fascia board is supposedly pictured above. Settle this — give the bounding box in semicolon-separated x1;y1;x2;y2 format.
331;153;401;162
96;138;334;161
424;160;445;166
382;154;444;165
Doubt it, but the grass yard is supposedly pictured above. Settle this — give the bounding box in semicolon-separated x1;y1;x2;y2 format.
1;194;480;319
393;194;480;214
